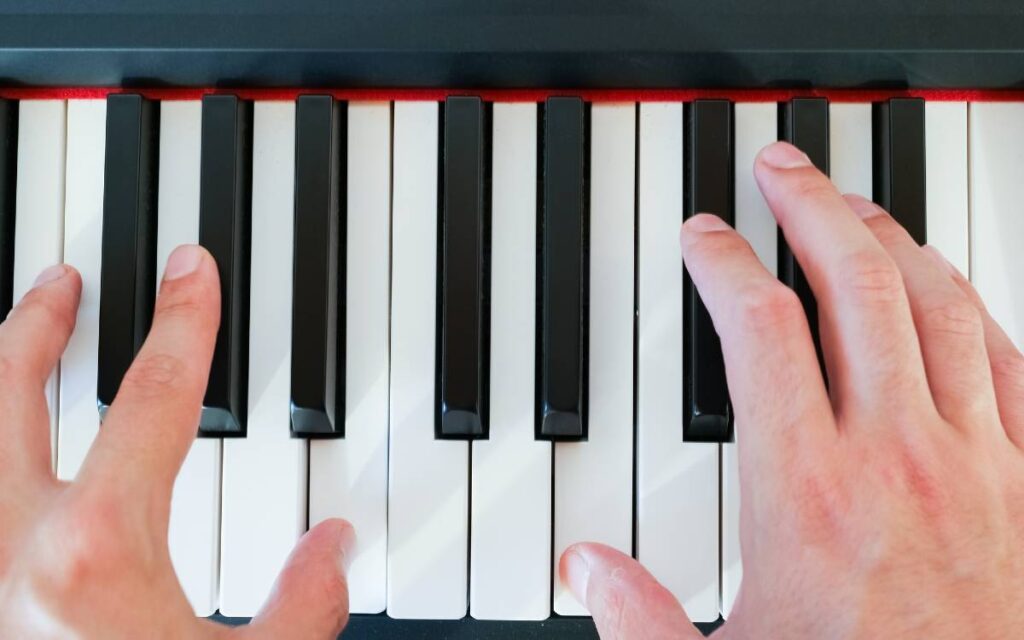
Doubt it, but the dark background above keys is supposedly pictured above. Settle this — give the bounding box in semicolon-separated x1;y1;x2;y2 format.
2;1;1024;88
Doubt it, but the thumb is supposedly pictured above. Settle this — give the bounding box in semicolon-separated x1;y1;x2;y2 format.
242;519;354;640
560;543;703;640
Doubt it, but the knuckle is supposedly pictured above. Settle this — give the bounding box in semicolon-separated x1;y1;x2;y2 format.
155;287;208;323
918;297;983;340
788;468;849;544
121;352;188;399
0;354;21;387
789;175;838;205
40;495;130;595
836;249;905;305
991;351;1024;388
0;353;38;395
736;283;804;334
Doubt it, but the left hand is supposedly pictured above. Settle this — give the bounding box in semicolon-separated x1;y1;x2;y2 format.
0;245;353;639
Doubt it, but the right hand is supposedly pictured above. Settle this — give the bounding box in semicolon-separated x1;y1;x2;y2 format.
559;141;1024;639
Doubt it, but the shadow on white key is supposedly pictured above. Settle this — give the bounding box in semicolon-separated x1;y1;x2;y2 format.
829;103;872;199
219;101;307;616
720;103;780;618
470;102;551;621
636;102;720;623
309;102;392;615
553;103;635;616
925;102;968;274
387;101;469;620
970;102;1024;349
158;100;221;617
14;99;66;471
57;99;105;481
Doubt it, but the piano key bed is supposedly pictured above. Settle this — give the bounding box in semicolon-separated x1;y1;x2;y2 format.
1;87;1019;637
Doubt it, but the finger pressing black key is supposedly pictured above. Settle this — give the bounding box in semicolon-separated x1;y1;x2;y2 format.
536;96;588;441
97;94;159;418
684;99;734;443
198;94;253;436
0;99;16;320
873;97;927;244
779;97;828;381
291;95;345;438
437;96;489;439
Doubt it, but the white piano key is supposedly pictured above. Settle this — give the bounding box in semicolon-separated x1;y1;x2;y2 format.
309;102;392;615
635;102;720;623
925;102;969;274
56;100;106;481
970;102;1024;348
219;101;306;616
723;102;780;618
470;102;551;621
553;103;635;616
14;100;66;470
387;101;469;620
829;103;873;198
158;100;220;617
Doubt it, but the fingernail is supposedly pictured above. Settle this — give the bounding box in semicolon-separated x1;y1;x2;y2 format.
33;264;67;288
562;548;591;605
337;522;356;574
759;141;812;169
684;213;730;233
163;245;204;281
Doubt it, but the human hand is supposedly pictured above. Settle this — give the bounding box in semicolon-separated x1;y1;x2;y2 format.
558;141;1024;639
0;246;353;639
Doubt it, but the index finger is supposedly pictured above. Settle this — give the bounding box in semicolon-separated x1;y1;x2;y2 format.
77;245;220;506
680;214;835;471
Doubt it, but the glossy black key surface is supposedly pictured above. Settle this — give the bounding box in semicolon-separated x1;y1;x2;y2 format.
198;94;252;436
97;94;160;417
0;100;16;320
684;100;733;443
537;96;588;441
291;95;345;438
779;97;828;379
438;96;489;439
873;98;927;244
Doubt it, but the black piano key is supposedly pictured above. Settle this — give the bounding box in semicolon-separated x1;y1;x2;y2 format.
779;97;828;380
684;100;734;443
536;97;588;441
0;100;16;320
437;96;489;439
198;95;253;437
873;98;927;244
97;94;160;417
290;95;345;438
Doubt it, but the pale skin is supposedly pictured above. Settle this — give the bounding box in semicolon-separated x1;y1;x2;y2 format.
1;140;1022;639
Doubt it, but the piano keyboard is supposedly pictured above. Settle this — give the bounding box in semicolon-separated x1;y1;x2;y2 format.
2;91;1020;625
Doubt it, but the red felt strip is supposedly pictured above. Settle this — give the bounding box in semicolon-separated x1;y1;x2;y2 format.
2;86;1023;102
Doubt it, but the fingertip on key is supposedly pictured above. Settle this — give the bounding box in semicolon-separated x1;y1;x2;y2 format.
757;141;812;170
680;214;732;252
559;545;592;607
32;263;69;288
163;244;206;281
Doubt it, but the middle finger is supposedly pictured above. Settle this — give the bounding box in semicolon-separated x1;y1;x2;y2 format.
844;194;999;434
754;142;933;426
